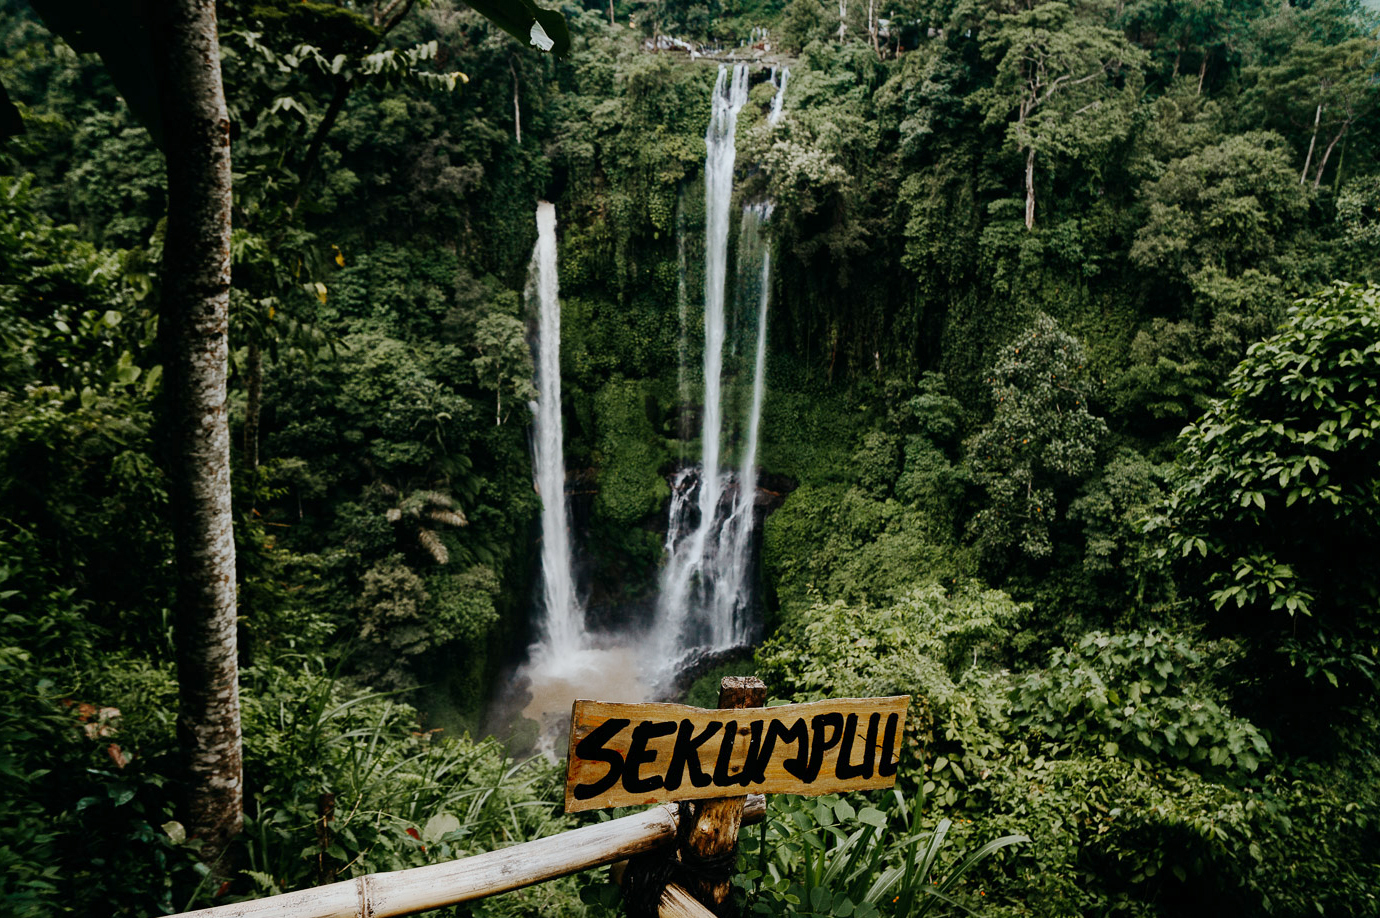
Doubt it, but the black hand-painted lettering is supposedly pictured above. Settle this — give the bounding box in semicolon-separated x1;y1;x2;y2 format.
768;718;811;781
738;720;772;784
623;720;676;794
712;720;740;786
835;714;863;780
572;718;630;800
862;712;880;777
713;719;762;787
805;713;844;782
835;712;881;780
664;719;722;791
877;712;901;778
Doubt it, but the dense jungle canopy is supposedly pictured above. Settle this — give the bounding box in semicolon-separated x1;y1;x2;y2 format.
2;0;1380;914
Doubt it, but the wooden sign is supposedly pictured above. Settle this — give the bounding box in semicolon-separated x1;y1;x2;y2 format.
564;696;909;813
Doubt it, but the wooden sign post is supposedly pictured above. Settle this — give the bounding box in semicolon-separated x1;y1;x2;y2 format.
686;676;766;912
565;679;910;918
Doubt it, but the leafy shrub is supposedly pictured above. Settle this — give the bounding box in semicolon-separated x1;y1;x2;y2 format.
1148;282;1380;727
761;486;964;614
1013;631;1270;773
757;583;1026;808
592;376;671;527
236;662;578;911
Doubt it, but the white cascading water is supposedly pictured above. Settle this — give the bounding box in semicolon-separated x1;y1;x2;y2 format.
696;61;749;550
655;63;768;666
511;71;777;737
769;67;790;125
528;201;584;665
709;201;773;646
520;203;648;743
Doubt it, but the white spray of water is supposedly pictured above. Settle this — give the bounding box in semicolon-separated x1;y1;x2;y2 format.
528;201;584;667
769;67;790;125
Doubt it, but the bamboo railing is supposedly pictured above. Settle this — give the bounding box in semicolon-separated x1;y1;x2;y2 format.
173;794;765;918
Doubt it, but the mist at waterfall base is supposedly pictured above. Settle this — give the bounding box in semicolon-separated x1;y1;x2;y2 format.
503;65;780;746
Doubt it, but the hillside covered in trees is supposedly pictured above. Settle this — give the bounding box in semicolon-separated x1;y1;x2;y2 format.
2;0;1379;914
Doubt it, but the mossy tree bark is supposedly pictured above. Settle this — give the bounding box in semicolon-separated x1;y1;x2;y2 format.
152;0;243;870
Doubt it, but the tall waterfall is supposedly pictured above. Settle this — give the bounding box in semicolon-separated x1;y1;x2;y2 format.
655;63;771;662
696;62;749;555
710;202;773;646
528;201;584;664
769;67;790;125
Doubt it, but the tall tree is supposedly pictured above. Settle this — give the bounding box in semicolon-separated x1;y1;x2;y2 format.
1244;37;1379;190
978;0;1143;230
25;0;570;872
151;0;242;867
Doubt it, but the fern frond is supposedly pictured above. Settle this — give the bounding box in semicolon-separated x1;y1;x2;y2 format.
423;509;468;529
418;528;449;564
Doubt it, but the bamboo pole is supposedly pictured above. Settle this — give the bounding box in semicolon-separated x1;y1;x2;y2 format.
173;795;765;918
659;883;720;918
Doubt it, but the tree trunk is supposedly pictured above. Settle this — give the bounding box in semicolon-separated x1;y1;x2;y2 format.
1300;103;1321;184
1196;51;1208;95
608;0;614;25
1313;124;1347;190
152;0;243;872
510;59;521;144
1025;146;1037;231
868;0;881;58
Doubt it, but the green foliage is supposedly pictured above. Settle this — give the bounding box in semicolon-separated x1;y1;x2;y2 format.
1150;282;1380;714
762;483;961;613
1131;131;1311;358
736;793;1027;918
777;0;830;53
472;308;537;427
1067;449;1171;609
1110;319;1216;442
1241;36;1379;191
0;560;201;917
1014;631;1269;772
592;376;671;526
1335;173;1380;281
976;0;1145;230
757;575;1380;915
965;313;1108;566
757;387;860;484
234;661;579;912
7;2;1380;914
759;582;1027;697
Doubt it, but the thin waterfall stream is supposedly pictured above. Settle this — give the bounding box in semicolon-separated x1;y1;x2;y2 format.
769;66;789;125
529;201;584;666
712;201;773;648
517;202;648;741
653;62;751;669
